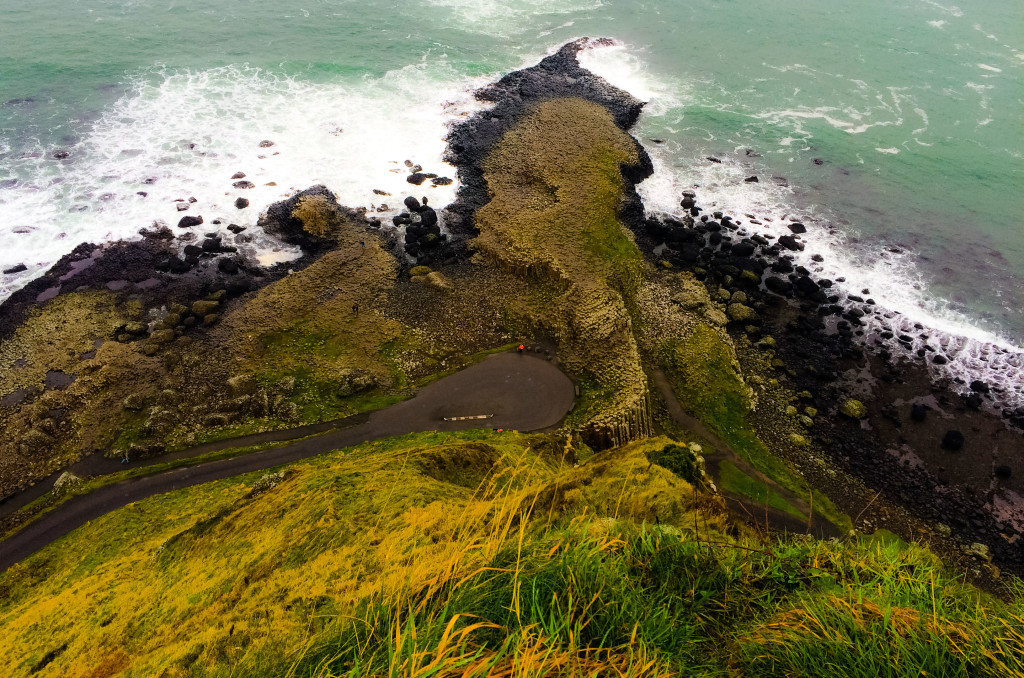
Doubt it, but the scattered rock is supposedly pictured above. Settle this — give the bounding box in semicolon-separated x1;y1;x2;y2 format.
53;471;82;495
177;215;204;228
840;399;867;419
4;263;27;274
233;181;255;189
941;430;965;451
231;171;246;179
407;173;427;185
743;176;759;183
967;542;990;560
258;140;275;148
234;197;249;209
910;403;928;422
191;300;219;316
726;302;757;323
149;329;175;344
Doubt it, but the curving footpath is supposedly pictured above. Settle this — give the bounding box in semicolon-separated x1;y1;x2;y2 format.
0;352;576;573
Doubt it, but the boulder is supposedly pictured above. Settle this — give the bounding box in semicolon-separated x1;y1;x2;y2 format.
234;197;249;209
218;258;239;274
941;430;965;451
777;235;804;251
910;403;928;422
233;180;255;189
726;302;757;323
192;300;219;316
788;222;807;234
969;380;990;394
764;277;793;296
407;173;427;185
53;471;83;495
177;215;204;228
257;185;352;251
995;465;1012;481
840;399;867;419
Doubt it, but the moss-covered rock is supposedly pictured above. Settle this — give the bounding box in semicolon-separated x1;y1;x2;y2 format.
840;399;868;419
726;302;757;323
473;97;652;447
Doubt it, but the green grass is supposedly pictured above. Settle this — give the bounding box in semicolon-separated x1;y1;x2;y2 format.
658;323;851;533
208;521;1024;678
2;430;1021;677
718;459;806;522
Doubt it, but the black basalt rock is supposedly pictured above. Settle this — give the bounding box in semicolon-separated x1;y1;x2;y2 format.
941;430;965;451
444;38;651;243
778;235;804;252
177;215;204;228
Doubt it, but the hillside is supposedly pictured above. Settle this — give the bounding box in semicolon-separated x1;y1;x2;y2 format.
1;40;1023;677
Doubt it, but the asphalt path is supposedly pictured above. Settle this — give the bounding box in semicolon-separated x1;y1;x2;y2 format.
0;352;575;573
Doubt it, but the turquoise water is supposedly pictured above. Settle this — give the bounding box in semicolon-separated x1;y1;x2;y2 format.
1;0;1022;398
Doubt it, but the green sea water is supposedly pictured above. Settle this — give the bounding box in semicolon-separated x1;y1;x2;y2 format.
1;0;1022;397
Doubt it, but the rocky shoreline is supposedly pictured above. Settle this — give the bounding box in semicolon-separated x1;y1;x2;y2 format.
630;188;1023;578
0;38;1020;585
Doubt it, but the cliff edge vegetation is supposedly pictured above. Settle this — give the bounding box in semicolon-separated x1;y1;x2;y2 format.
2;430;1022;677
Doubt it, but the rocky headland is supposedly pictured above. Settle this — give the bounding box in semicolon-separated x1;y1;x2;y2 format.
0;38;1021;591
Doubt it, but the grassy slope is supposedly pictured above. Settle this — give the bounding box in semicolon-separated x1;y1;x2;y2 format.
2;430;1022;678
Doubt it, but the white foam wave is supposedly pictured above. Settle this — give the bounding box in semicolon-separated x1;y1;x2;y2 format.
918;0;963;17
422;0;604;36
0;61;493;299
576;41;687;117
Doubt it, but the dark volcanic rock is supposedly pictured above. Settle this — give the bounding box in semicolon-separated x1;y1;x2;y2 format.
788;222;807;234
778;235;804;252
177;215;204;228
445;38;651;243
257;185;368;253
3;264;27;274
407;173;427;186
941;430;965;451
234;197;250;209
233;180;255;189
910;403;929;422
217;257;239;274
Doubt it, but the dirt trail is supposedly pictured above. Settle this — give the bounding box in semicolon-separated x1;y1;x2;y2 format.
650;368;840;538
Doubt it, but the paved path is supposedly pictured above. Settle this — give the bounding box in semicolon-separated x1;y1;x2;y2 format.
0;352;575;572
